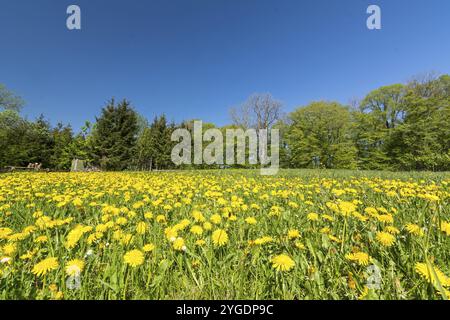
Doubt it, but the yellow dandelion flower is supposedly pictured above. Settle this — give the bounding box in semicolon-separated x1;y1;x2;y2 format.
271;254;295;272
385;226;400;234
405;223;424;237
294;241;305;250
143;244;155;252
65;259;85;276
32;257;59;277
34;235;48;243
307;212;319;221
195;239;206;246
287;229;300;240
441;222;450;236
136;222;147;235
210;214;222;224
173;238;186;251
190;225;203;236
376;232;396;247
415;262;450;288
212;229;229;247
123;250;144;267
203;222;212;231
156;215;166;223
245;217;257;225
2;243;16;255
345;252;371;266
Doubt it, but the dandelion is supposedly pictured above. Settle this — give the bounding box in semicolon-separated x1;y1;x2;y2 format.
271;254;295;272
173;238;186;251
136;222;147;235
346;252;371;266
294;241;305;250
190;225;203;236
212;229;229;247
287;229;300;240
143;244;155;252
203;222;212;231
440;222;450;236
2;243;16;255
123;250;144;267
415;262;450;288
245;217;257;225
210;214;222;224
307;212;319;221
376;232;396;247
195;239;206;246
254;236;273;245
65;259;85;276
32;257;59;277
385;226;400;234
405;223;424;237
34;235;48;243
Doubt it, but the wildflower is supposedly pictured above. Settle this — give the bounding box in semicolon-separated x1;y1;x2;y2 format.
123;250;144;267
376;232;396;247
294;241;305;250
143;244;155;252
287;229;300;240
212;229;229;247
405;223;424;237
339;201;357;215
65;225;89;249
210;214;222;224
245;217;257;225
2;243;16;255
192;210;205;222
34;235;48;243
173;238;186;251
440;222;450;236
307;212;319;221
345;252;371;266
195;239;206;246
203;222;212;231
254;236;273;245
156;215;166;223
164;227;178;241
415;262;450;288
271;254;295;272
144;212;153;219
65;259;85;276
32;257;59;277
385;226;400;234
136;222;147;235
190;225;203;236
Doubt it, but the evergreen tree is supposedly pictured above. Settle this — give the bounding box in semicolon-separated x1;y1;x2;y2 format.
91;99;139;171
136;115;175;170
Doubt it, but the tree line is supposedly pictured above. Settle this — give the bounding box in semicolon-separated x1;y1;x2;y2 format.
1;73;449;172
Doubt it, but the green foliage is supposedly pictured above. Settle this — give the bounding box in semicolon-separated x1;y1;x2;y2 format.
0;74;449;172
91;99;139;171
135;115;175;170
286;101;357;169
0;84;25;112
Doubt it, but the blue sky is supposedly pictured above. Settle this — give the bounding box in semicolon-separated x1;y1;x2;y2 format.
1;0;449;130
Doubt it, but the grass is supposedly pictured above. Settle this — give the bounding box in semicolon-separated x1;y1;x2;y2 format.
0;169;449;300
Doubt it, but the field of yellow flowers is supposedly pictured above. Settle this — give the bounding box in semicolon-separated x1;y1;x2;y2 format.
0;170;449;300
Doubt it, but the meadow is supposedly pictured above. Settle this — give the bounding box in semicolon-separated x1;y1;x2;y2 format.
0;170;449;300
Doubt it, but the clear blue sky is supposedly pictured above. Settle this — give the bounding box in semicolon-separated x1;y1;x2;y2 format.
1;0;449;131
